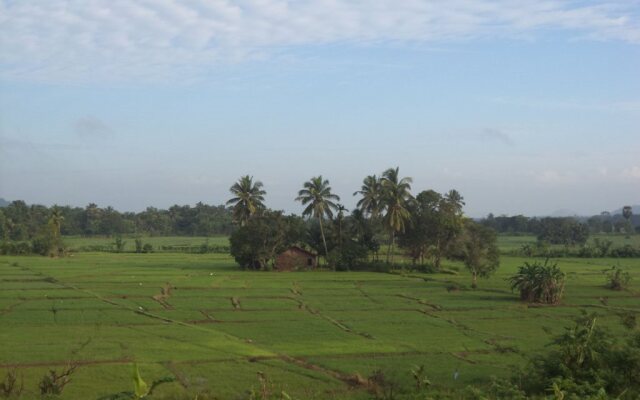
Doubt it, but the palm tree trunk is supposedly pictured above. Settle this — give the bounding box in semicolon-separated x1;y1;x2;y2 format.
318;216;329;267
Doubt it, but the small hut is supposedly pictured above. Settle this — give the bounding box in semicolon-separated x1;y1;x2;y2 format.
275;246;317;271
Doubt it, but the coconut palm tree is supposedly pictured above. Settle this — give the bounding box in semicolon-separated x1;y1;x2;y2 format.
48;207;64;255
353;175;382;219
226;176;266;226
380;167;413;265
335;203;348;252
49;208;64;238
295;176;340;262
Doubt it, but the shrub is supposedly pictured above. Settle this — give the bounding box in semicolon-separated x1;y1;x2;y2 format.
605;266;631;290
112;236;126;253
509;259;565;304
31;235;54;256
142;243;153;253
609;244;640;258
38;364;76;396
520;312;640;399
0;369;23;398
0;241;32;255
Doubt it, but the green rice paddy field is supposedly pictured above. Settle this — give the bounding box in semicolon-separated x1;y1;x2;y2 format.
1;237;639;399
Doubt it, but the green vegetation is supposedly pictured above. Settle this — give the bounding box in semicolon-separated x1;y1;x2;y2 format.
226;176;267;227
1;172;639;398
0;248;638;399
509;259;566;304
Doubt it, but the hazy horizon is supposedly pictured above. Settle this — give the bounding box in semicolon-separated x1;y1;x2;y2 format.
1;1;639;217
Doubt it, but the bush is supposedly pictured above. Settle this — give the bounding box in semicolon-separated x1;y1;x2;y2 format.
38;364;76;396
112;236;126;253
142;243;153;253
509;259;565;304
0;369;23;398
609;244;640;258
349;261;393;273
605;266;631;290
328;240;369;271
0;241;32;255
519;312;640;399
31;235;54;256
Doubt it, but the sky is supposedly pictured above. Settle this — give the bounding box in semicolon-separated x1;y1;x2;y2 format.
1;0;639;217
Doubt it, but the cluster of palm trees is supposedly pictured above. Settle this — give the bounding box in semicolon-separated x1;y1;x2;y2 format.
226;167;416;264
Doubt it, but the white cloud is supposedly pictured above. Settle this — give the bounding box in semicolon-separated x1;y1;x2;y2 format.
1;0;639;83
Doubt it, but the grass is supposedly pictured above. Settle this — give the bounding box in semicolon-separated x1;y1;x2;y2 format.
62;236;230;252
0;237;639;399
497;233;640;253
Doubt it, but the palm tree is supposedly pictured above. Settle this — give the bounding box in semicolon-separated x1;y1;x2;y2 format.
48;207;64;255
226;176;266;226
380;167;413;265
295;176;340;262
335;203;348;252
353;175;382;219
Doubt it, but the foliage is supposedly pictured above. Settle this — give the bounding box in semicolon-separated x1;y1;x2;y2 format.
537;218;589;246
0;369;23;398
454;220;500;288
397;189;465;269
380;167;413;266
38;364;77;396
112;236;127;253
295;176;340;261
409;364;431;391
520;312;640;399
328;238;370;271
605;266;631;290
367;369;398;400
226;176;267;226
353;175;383;219
509;259;565;304
229;211;305;270
0;200;234;239
96;363;175;400
515;238;640;259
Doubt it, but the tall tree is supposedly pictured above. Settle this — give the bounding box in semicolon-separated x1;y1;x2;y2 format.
335;203;348;252
353;175;382;219
380;167;413;265
432;190;466;270
457;220;500;288
622;205;633;235
48;207;64;255
226;175;266;226
295;176;340;263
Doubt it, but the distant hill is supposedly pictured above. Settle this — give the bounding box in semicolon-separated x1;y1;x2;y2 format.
0;198;9;207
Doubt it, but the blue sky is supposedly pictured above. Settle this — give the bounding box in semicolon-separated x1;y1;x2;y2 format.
1;1;639;216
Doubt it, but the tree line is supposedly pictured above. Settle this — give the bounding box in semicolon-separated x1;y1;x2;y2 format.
480;207;637;236
0;201;234;241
